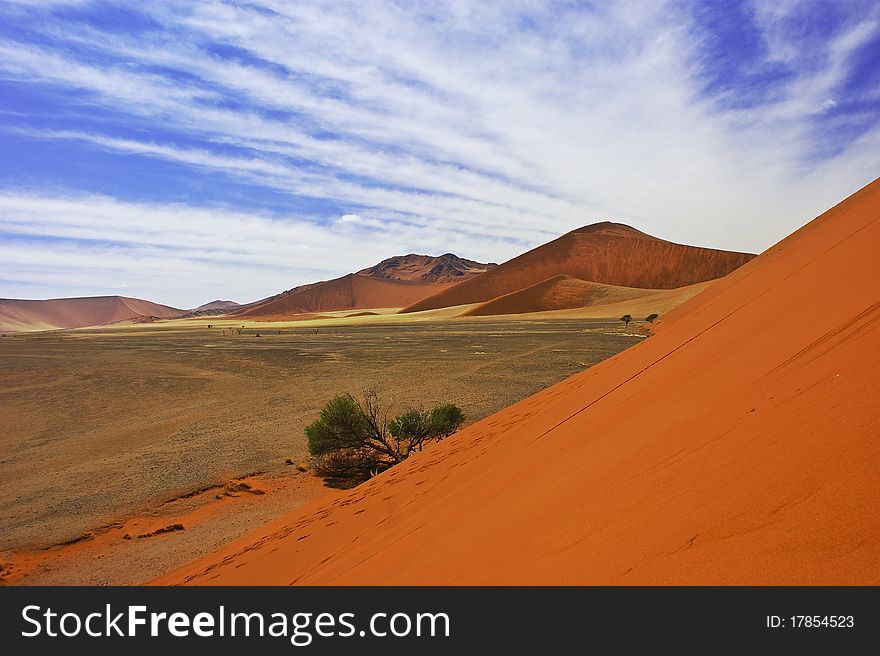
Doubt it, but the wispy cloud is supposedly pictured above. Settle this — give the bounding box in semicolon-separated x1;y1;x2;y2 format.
0;1;878;306
0;192;522;306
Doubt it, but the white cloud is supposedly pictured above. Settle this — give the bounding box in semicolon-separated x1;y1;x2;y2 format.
0;192;526;307
0;1;878;305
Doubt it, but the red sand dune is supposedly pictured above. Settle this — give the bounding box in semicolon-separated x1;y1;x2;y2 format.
237;253;495;319
464;275;656;316
160;179;880;585
402;222;754;313
0;295;183;332
236;274;450;318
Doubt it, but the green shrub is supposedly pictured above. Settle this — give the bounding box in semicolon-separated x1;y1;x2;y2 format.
430;403;465;438
305;390;465;485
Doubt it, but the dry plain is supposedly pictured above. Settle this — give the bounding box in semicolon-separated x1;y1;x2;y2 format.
0;317;643;584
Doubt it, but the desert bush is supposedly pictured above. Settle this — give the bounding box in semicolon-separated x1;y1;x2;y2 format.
305;390;464;485
620;314;633;327
645;313;659;323
430;403;465;438
388;408;433;447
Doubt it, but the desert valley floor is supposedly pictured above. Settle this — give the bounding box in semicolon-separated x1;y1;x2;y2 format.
0;317;642;584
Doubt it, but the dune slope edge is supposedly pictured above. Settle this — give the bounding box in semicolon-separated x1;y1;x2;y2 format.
0;296;183;332
236;274;450;318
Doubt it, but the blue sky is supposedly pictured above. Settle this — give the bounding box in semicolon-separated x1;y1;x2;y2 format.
1;0;878;308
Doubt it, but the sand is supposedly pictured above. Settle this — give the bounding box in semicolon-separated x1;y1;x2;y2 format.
0;295;183;332
2;472;327;585
403;221;754;313
237;274;451;319
0;318;642;584
473;282;712;322
159;178;880;585
465;275;666;316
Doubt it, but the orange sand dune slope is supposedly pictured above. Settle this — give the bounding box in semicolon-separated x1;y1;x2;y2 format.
0;295;183;331
236;274;449;318
463;275;657;316
161;179;880;586
402;222;754;313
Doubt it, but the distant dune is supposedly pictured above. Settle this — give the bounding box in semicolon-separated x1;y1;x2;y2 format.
464;275;655;316
494;282;712;321
233;253;495;319
180;300;243;319
235;274;450;319
161;178;880;585
402;222;754;313
358;253;496;284
0;296;183;332
191;300;240;312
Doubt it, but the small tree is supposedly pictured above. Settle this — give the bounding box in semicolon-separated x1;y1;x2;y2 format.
305;390;464;484
430;404;465;439
645;313;659;323
620;314;632;327
388;409;433;452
